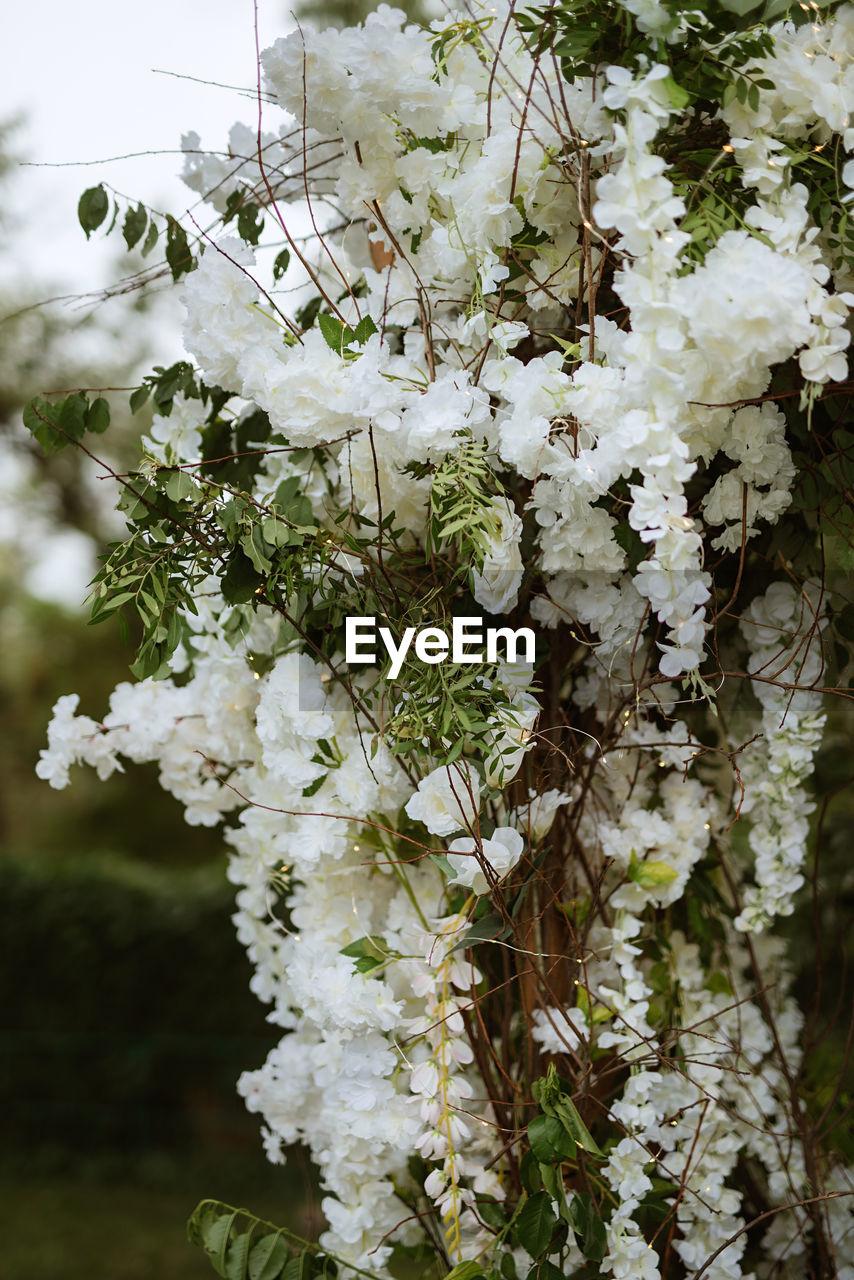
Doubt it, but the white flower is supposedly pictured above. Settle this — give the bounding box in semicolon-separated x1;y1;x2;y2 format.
445;826;524;895
471;498;524;615
404;763;481;836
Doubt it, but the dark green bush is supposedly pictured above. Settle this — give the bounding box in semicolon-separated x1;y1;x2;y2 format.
0;854;277;1161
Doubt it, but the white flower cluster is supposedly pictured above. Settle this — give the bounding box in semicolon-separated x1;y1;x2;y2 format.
34;0;854;1275
173;4;852;682
735;582;827;933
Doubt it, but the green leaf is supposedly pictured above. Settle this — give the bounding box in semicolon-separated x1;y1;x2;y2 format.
188;1201;323;1280
429;853;456;878
318;312;352;355
78;184;109;239
198;1206;238;1278
289;495;315;528
500;1254;517;1280
282;1255;309;1280
122;202;148;250
166;215;193;280
550;1096;604;1159
221;550;263;604
706;970;733;996
660;75;691;110
58;393;88;441
567;1192;606;1263
141;218;159;257
352;315;378;345
528;1114;576;1164
296;296;322;331
130;384;151;413
164;469;195;502
224;1230;253;1280
475;1196;506;1232
237;201;265;246
273;248;291;281
526;1261;563;1280
23;396;66;454
242;525;274;574
262;516;293;547
85;396;111;434
248;1234;290;1280
274;476;301;508
450;911;509;952
513;1192;558;1260
302;773;327;798
445;1263;485;1280
519;1149;543;1196
218;497;249;541
340;936;387;961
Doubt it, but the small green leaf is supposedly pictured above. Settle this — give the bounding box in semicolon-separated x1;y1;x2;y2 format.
130;384;151;413
282;1254;309;1280
23;396;66;454
273;248;291;281
526;1260;563;1280
519;1149;543;1196
476;1196;506;1232
141;218;159;257
318;312;352;354
248;1233;290;1280
302;773;327;798
221;550;263;604
706;971;733;996
58;393;88;442
166;215;193;280
567;1192;606;1263
164;469;195;502
122;202;148;250
340;936;386;961
85;396;111;434
429;853;456;878
242;524;274;574
224;1230;252;1280
445;1262;485;1280
660;75;691;110
237;201;265;246
450;911;509;952
513;1192;558;1259
352;315;378;345
262;516;293;547
296;296;322;331
528;1114;576;1164
78;184;109;239
551;1096;604;1159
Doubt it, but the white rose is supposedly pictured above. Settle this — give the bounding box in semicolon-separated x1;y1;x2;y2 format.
405;763;481;836
446;826;524;895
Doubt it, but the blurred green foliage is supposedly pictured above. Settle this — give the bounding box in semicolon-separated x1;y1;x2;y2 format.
0;584;220;865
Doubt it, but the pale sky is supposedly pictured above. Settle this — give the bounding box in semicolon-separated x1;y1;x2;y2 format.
1;0;296;605
2;0;293;293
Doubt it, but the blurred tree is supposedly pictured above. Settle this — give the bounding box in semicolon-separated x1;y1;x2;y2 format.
0;119;218;865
